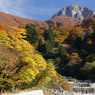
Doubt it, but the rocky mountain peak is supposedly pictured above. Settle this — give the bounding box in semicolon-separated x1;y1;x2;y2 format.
52;4;95;20
71;4;79;8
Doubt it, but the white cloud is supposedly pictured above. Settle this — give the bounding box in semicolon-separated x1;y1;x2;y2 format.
0;0;60;20
0;0;26;17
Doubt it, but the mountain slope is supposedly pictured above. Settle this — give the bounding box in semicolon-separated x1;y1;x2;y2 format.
52;4;95;20
45;16;81;27
0;11;81;27
0;12;48;27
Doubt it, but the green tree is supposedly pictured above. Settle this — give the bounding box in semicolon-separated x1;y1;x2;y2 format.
79;49;88;59
55;41;60;48
37;39;44;53
44;29;55;46
81;61;95;79
57;45;68;72
43;42;53;58
25;24;40;45
58;45;66;58
91;31;95;42
83;32;92;43
57;22;63;27
74;36;83;49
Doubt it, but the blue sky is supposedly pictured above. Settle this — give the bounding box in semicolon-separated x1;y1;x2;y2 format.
0;0;94;21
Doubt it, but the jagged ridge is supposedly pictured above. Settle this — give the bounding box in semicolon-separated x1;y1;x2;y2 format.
52;4;95;20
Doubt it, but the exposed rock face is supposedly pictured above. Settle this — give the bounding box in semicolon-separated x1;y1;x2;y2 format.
52;4;95;20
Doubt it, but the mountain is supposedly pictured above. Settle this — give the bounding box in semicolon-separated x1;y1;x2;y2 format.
0;12;48;27
45;16;81;27
0;11;81;27
52;4;95;20
0;4;94;27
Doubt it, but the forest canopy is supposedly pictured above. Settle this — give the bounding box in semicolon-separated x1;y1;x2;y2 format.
0;23;72;92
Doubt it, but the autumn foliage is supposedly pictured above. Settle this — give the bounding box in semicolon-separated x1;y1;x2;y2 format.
0;15;95;93
0;23;72;92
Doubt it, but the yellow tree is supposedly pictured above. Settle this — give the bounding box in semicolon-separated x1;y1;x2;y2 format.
0;24;47;90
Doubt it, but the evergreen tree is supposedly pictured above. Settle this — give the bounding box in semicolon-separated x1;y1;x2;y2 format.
55;41;60;48
25;24;40;44
91;31;95;42
83;32;92;42
58;45;67;64
58;45;66;57
44;29;55;46
57;22;63;27
74;36;83;49
44;42;53;55
37;39;44;53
